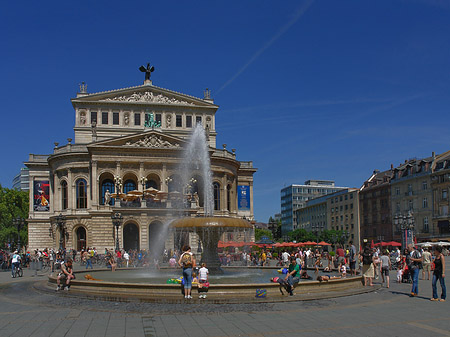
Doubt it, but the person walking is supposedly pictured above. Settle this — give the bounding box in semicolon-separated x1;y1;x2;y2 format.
380;250;391;288
430;246;446;302
349;241;357;276
361;245;374;286
178;246;196;299
422;248;432;280
407;244;422;297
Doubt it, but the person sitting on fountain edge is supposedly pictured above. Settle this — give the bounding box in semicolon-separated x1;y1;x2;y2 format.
284;257;300;296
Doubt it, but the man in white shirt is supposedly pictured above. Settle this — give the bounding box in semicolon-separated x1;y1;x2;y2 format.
11;251;21;278
123;251;130;268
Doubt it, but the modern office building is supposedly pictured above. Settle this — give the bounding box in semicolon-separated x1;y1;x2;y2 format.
281;180;347;235
295;188;360;250
12;167;30;191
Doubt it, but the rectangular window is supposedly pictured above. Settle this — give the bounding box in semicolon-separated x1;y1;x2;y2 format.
156;113;161;124
422;181;428;190
134;112;141;126
409;200;413;210
91;111;97;123
345;204;348;210
186;115;192;128
423;198;428;208
443;189;448;200
423;217;429;233
102;111;108;125
196;116;202;125
396;187;400;195
351;213;354;219
345;195;348;200
113;112;119;125
176;115;182;127
350;193;353;199
396;202;400;212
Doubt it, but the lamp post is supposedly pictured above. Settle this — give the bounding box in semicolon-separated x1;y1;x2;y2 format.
311;223;324;249
13;217;24;253
340;230;350;247
54;213;67;251
111;212;123;252
394;211;415;250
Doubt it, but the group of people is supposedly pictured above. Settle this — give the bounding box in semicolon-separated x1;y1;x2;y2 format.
177;245;209;299
361;243;446;301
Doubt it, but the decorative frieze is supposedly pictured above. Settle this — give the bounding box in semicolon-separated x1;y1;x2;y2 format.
102;91;194;106
125;135;180;149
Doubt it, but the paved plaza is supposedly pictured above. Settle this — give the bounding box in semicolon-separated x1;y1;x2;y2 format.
0;262;449;337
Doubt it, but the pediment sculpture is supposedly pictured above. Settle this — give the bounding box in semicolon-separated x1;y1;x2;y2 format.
125;135;180;148
102;91;194;105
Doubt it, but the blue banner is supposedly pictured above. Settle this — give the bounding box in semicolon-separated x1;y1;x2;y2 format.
238;185;250;211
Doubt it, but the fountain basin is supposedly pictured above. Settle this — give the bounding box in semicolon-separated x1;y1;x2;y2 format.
47;267;367;303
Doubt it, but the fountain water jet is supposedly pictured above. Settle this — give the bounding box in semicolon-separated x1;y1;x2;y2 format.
170;123;253;273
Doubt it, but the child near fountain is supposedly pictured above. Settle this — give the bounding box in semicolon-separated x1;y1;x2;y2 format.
198;263;209;299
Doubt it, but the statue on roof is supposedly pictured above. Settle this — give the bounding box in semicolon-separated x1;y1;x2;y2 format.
139;63;155;83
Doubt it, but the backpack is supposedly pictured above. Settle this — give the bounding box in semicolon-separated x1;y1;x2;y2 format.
181;252;193;268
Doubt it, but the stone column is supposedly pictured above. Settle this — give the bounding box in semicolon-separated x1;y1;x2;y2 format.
221;173;227;212
68;168;74;211
249;181;254;219
161;164;168;192
92;160;98;207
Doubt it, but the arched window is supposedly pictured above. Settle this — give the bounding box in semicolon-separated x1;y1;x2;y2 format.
101;179;115;205
123;179;136;193
213;182;220;211
227;184;231;211
146;179;158;189
76;178;87;209
61;181;68;210
76;227;87;251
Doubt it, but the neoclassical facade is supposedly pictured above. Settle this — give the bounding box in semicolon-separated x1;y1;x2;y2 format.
26;76;256;252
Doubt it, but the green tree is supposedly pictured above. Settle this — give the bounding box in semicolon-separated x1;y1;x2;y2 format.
0;184;29;249
255;228;273;242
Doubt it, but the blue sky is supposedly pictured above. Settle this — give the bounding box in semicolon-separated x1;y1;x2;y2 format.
1;0;450;223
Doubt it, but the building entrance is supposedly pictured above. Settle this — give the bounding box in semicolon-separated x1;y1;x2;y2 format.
123;223;140;251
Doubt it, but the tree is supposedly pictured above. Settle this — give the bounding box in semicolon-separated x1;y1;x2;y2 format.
255;228;273;242
0;184;29;250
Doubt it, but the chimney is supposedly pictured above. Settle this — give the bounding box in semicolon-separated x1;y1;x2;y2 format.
390;164;393;170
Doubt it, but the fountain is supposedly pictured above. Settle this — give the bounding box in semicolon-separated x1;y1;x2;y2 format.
46;124;366;302
169;123;252;273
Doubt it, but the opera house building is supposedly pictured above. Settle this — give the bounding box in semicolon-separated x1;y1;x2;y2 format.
25;71;256;253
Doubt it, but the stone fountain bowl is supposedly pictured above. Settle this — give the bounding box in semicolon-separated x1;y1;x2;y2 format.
170;216;253;230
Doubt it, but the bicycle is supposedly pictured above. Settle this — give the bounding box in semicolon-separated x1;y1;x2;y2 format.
12;264;23;278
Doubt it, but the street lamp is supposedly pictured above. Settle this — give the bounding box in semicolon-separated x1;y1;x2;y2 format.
394;211;415;249
13;217;24;253
111;212;123;252
311;223;324;248
53;213;67;251
340;230;350;247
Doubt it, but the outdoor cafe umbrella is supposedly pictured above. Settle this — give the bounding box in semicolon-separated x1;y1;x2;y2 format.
127;190;143;196
317;241;331;246
144;187;159;194
386;241;402;247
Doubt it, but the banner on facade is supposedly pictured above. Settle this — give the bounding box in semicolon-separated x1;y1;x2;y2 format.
238;185;250;211
33;180;50;211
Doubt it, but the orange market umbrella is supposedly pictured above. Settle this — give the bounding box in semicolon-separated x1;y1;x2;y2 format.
317;241;331;246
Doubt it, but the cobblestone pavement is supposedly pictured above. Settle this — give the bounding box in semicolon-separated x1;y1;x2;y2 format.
0;262;449;337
